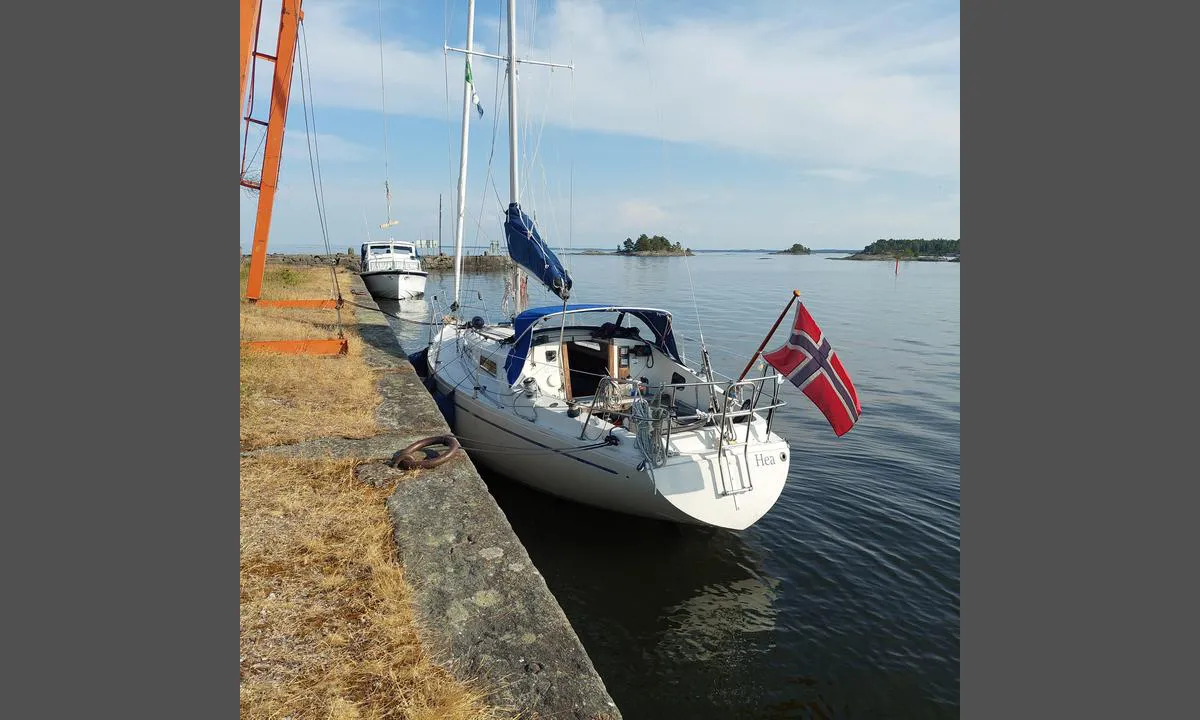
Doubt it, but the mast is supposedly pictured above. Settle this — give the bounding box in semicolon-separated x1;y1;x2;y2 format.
451;0;478;311
444;0;571;315
506;0;519;205
505;0;525;313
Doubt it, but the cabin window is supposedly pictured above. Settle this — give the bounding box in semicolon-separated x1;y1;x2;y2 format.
478;354;497;376
617;314;656;342
369;246;391;255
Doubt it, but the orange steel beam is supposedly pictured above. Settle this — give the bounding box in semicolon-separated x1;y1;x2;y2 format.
253;299;340;309
245;0;303;302
242;339;349;356
240;0;262;117
238;0;341;358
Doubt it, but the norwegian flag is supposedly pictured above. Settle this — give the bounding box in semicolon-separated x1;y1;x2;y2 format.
762;303;862;436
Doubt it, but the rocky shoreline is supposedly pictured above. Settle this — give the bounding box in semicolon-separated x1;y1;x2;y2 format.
600;250;695;257
837;254;960;262
418;253;513;271
247;252;514;272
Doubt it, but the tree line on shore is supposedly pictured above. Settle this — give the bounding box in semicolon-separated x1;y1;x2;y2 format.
860;238;959;257
617;234;691;254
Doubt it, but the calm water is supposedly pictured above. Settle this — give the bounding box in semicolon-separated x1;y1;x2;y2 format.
382;252;960;719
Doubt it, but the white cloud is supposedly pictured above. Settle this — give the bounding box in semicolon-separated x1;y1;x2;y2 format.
281;132;373;163
806;168;873;183
287;0;959;178
616;200;668;228
243;1;959;252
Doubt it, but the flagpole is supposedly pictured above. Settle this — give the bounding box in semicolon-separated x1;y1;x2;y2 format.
735;290;801;384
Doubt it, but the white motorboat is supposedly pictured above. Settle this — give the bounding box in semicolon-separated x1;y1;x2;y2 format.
359;240;427;300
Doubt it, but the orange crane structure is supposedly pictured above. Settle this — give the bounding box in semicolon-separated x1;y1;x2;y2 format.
240;0;348;355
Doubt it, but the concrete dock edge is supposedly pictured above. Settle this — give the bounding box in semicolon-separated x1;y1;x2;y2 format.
247;273;622;719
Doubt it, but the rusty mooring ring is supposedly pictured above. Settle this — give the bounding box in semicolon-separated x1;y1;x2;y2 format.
390;434;461;470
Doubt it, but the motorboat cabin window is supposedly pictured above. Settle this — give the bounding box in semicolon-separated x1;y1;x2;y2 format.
369;246;392;255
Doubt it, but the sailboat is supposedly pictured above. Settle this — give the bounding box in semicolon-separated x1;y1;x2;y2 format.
414;0;795;530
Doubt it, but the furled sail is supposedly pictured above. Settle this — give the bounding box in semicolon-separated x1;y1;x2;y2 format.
503;202;572;301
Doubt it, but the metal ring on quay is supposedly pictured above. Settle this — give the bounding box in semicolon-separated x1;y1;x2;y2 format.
389;435;461;470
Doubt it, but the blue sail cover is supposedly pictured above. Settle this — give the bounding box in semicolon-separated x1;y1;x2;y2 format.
504;202;573;301
504;304;684;385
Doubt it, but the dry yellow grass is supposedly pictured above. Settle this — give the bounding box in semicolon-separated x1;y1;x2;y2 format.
241;261;348;301
240;264;379;450
239;345;379;450
240;456;503;720
241;262;503;718
239;263;356;341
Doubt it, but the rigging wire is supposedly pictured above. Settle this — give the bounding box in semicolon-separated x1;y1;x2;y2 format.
298;23;332;254
297;19;345;334
510;0;575;306
627;0;712;379
568;46;576;269
443;0;457;219
240;0;265;185
630;0;675;204
244;133;267;182
344;299;441;325
464;1;509;289
483;2;509;212
522;0;554;223
376;0;395;227
449;3;509;319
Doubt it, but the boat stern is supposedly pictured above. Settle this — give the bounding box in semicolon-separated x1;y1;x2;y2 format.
651;439;791;530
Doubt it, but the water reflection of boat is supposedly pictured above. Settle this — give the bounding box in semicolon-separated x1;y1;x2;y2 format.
371;298;431;350
658;576;780;662
375;297;428;320
482;470;778;665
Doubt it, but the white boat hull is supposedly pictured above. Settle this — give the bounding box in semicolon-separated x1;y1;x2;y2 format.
362;269;428;300
426;319;791;530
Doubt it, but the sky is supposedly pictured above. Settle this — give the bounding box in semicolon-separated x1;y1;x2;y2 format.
240;0;959;254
